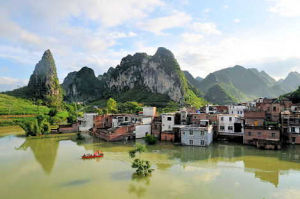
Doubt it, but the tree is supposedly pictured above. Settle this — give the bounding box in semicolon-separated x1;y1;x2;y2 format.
144;135;157;145
118;101;143;114
107;98;118;113
129;144;154;176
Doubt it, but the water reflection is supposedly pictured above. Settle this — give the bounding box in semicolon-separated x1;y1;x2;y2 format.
13;134;300;188
16;137;60;174
128;175;151;198
168;143;300;187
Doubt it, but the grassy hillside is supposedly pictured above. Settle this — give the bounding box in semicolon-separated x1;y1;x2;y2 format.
0;94;50;115
0;94;50;126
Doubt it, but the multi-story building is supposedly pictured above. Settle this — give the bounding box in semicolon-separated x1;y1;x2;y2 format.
218;114;244;135
180;120;213;146
244;111;281;149
151;116;161;138
78;113;97;132
228;105;248;117
161;114;175;132
281;110;300;144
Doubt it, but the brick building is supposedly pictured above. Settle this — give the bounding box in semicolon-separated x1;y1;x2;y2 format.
244;111;281;149
281;110;300;144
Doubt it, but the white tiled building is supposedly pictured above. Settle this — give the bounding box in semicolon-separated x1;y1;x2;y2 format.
161;114;175;132
227;105;248;117
181;121;213;146
218;114;244;134
78;113;98;132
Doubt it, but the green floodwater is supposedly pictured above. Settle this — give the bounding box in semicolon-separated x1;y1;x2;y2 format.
1;128;300;199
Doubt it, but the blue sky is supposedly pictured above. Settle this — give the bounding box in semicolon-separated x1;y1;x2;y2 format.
0;0;300;91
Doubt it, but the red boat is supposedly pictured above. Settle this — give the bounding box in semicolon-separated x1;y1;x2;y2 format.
82;150;104;159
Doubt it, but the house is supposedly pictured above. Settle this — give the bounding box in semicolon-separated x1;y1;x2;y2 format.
218;114;244;135
78;113;97;132
161;131;175;142
281;110;300;144
161;114;175;132
151;116;161;138
203;105;228;114
244;111;281;149
142;107;157;117
160;125;185;142
180;121;213;146
93;114;113;130
58;123;79;133
256;98;292;122
92;124;135;141
228;105;248;117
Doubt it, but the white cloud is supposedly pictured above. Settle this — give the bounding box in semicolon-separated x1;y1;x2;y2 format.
203;8;211;13
1;0;164;27
268;0;300;17
224;5;229;9
139;11;192;35
0;77;28;92
233;18;241;23
191;22;222;35
181;33;203;43
173;27;300;79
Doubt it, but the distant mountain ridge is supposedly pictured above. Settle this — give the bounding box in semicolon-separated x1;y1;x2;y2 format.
63;47;207;107
3;48;299;107
183;65;300;104
62;66;103;102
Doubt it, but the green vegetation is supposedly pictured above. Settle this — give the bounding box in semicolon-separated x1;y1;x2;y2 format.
107;98;118;113
198;65;295;103
62;66;103;102
27;49;63;108
19;115;50;136
204;84;238;105
129;143;154;177
110;87;171;108
0;94;50;115
184;89;207;108
281;86;300;103
76;132;84;140
118;101;143;114
159;101;180;113
144;135;157;145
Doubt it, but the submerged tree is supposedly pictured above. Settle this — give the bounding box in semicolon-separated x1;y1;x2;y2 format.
129;143;154;177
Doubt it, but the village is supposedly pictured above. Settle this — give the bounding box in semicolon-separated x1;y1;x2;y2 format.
56;97;300;150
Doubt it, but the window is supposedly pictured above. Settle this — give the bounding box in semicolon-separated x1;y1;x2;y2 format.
258;132;261;136
190;131;193;135
220;126;225;130
248;132;251;136
229;117;232;122
291;127;296;133
271;133;275;138
189;140;193;145
201;131;204;136
201;140;204;145
273;106;276;112
221;117;224;121
228;126;233;131
292;137;296;143
167;117;172;121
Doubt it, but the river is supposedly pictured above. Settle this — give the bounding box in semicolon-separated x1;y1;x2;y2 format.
1;127;300;199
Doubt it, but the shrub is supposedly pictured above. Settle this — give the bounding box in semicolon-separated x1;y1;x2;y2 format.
144;135;157;145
